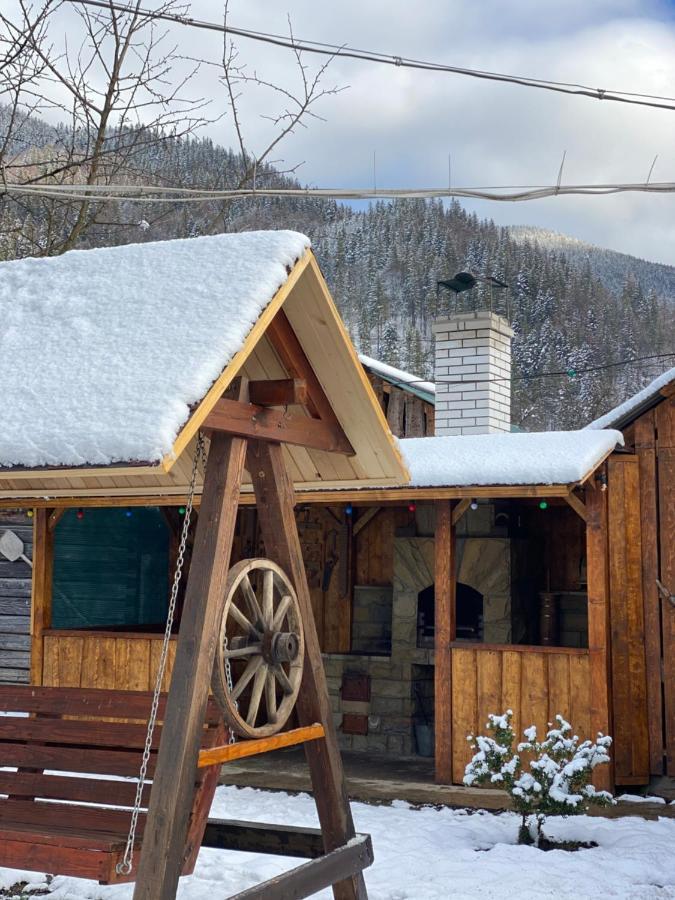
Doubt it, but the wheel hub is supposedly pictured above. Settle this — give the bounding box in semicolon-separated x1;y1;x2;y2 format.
263;630;300;665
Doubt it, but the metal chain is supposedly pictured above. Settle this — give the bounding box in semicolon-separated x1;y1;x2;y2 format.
116;432;207;876
222;635;237;746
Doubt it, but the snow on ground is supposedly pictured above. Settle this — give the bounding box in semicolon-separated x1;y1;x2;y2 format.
398;429;623;487
1;785;674;899
0;231;310;468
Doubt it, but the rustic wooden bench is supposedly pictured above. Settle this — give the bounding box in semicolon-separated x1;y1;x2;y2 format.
0;685;225;884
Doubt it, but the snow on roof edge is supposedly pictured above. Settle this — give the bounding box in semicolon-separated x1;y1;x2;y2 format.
586;366;675;430
359;354;435;402
396;429;623;488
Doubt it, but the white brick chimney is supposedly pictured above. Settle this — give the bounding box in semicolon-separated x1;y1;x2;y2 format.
432;311;513;435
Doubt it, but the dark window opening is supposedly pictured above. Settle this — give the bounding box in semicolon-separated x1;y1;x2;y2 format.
417;582;484;648
52;508;170;630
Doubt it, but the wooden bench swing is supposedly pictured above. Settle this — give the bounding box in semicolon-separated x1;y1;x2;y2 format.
0;383;373;900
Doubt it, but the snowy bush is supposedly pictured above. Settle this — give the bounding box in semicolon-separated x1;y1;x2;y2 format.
464;710;614;845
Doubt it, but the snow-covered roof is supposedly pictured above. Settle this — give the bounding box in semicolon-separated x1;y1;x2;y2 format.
0;231;310;469
586;366;675;431
359;354;435;404
398;429;623;487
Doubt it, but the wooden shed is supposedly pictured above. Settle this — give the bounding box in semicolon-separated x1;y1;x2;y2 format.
587;366;675;785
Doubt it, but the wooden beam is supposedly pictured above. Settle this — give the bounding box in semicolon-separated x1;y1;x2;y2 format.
635;412;665;774
249;378;308;407
586;476;613;792
452;498;471;526
352;507;381;537
266;309;355;456
132;431;247;900
434;500;455;784
164;249;313;471
47;508;66;532
565;491;587;522
30;508;53;686
248;440;367;900
204;398;354;456
198;724;325;767
202;819;325;860
0;483;578;510
228;833;374;900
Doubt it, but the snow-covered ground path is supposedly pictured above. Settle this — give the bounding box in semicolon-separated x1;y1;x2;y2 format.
1;785;674;899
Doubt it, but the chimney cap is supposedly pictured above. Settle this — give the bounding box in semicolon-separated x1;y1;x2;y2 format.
437;272;476;294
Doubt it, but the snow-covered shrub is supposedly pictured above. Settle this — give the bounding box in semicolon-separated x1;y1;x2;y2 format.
464;710;614;845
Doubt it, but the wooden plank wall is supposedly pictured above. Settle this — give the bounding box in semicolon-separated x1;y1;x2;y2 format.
366;374;434;438
42;632;177;691
634;410;664;775
607;456;650;783
450;646;591;784
0;512;32;683
656;392;675;774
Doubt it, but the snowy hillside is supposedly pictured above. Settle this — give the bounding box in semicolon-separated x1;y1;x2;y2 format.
509;225;675;301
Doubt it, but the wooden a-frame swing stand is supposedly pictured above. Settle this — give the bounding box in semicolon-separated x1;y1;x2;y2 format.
131;404;371;899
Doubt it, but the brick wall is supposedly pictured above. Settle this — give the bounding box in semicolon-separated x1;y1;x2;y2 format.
432;310;513;435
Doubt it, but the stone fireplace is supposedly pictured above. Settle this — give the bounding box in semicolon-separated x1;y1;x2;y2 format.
322;522;512;757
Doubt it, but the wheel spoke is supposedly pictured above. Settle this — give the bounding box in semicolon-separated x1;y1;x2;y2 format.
265;669;277;724
224;643;262;660
229;602;258;637
240;575;264;627
272;595;292;631
262;569;274;628
246;664;267;726
231;655;263;702
273;665;294;696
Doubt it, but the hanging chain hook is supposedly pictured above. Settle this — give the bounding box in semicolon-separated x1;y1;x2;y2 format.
116;432;207;876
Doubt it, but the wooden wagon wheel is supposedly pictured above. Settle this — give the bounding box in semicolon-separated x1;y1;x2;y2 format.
212;558;305;738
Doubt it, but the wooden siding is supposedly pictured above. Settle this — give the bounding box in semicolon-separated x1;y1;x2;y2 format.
449;645;591;784
607;456;649;782
656;393;675;774
42;631;177;691
0;512;32;683
366;374;435;438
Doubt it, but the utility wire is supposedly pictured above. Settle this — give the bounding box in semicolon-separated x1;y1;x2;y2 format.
65;0;675;113
4;180;675;203
370;352;675;391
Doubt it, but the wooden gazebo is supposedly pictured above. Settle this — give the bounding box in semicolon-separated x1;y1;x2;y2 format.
0;231;409;899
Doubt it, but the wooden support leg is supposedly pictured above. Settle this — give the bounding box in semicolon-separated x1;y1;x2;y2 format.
248;441;368;900
133;433;247;900
434;500;455;784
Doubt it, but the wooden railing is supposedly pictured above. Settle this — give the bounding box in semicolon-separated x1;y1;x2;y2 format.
449;643;591;783
41;630;177;691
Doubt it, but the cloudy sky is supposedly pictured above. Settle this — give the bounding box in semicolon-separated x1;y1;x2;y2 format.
50;1;675;263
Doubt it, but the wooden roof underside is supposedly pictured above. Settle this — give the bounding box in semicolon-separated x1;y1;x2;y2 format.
0;253;408;502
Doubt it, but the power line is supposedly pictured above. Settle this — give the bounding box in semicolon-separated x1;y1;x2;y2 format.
372;352;675;391
4;180;675;203
65;0;675;113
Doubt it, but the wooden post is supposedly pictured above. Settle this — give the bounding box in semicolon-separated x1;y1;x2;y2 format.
133;433;247;900
247;440;367;900
434;500;455;784
635;411;664;775
586;475;613;792
30;508;53;685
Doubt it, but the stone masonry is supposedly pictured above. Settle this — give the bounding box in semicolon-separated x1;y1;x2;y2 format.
432;310;513;435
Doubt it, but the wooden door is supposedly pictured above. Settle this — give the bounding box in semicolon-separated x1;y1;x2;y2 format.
607;456;650;783
657;395;675;774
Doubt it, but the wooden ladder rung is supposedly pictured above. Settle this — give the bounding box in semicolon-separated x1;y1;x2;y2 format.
197;723;325;768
